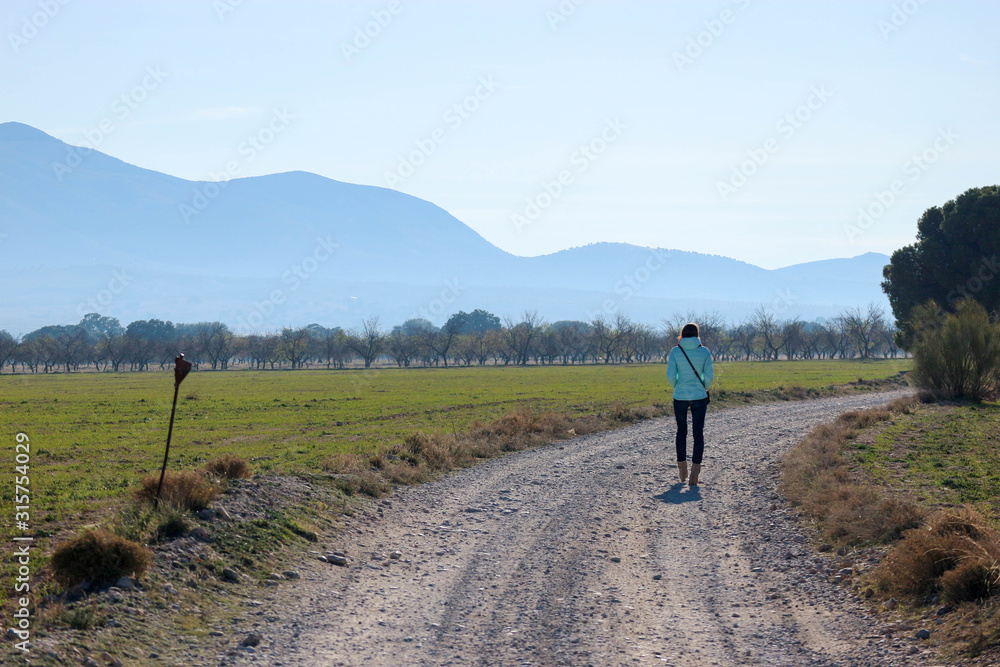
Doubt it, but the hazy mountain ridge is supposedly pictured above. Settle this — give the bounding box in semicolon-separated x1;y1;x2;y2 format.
0;122;890;331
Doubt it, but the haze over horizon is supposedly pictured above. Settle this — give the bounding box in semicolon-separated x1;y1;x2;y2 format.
0;121;895;333
3;0;997;269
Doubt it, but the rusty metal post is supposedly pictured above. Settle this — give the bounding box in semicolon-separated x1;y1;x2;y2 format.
154;354;192;508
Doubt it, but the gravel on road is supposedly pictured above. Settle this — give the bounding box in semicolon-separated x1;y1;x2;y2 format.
221;390;942;667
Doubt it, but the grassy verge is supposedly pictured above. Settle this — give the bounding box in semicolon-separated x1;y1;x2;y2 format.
854;403;1000;522
782;395;1000;663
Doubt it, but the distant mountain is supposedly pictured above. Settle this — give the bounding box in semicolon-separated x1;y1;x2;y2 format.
0;122;890;332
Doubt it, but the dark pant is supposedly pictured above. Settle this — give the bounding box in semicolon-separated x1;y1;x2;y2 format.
674;397;708;465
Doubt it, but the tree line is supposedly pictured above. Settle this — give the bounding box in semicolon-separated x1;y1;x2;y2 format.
0;304;901;375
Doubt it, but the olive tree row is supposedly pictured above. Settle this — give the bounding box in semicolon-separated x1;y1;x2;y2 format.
0;305;900;374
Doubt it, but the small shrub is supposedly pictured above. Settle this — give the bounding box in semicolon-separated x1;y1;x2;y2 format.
836;408;890;431
874;507;1000;603
62;602;100;630
941;560;995;603
605;401;644;423
917;389;938;404
911;298;1000;401
323;453;364;474
205;453;252;480
784;385;809;400
333;470;388;498
155;508;192;541
402;431;455;470
886;394;920;414
51;529;151;587
135;470;220;511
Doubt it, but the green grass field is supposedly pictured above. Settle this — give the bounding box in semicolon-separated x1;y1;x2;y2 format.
0;359;908;522
851;402;1000;522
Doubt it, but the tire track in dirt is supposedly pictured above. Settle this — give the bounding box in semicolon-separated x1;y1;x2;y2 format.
225;391;931;667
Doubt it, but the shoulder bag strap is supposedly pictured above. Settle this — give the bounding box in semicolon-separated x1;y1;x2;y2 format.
677;345;707;389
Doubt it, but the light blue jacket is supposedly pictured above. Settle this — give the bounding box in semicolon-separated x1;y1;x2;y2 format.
667;337;714;401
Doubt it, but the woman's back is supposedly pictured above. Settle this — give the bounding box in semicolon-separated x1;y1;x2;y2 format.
667;337;714;401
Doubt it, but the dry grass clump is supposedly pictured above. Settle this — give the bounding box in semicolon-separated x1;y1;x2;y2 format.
205;453;252;480
323;453;364;475
873;507;1000;603
399;431;460;470
782;396;924;545
323;407;611;497
135;470;220;511
331;470;390;498
50;529;151;586
781;385;810;400
476;407;570;448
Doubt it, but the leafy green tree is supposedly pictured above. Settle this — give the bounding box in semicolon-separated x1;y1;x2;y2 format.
882;185;1000;342
78;313;124;340
452;309;501;335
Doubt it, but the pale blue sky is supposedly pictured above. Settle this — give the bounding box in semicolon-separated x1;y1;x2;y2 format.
3;0;997;268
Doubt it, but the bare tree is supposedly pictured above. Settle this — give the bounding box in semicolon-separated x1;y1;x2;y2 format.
96;332;129;372
550;321;590;365
349;317;385;369
243;333;280;369
779;320;805;360
419;313;467;367
0;331;19;373
42;325;91;372
751;306;784;360
386;327;419;367
322;327;351;369
593;315;624;364
279;327;314;368
731;320;759;361
193;322;236;370
842;303;887;359
503;311;544;366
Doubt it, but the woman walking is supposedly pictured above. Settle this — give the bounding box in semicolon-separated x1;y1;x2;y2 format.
666;323;714;486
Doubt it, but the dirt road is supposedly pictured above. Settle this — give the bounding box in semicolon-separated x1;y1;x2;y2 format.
235;391;933;667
